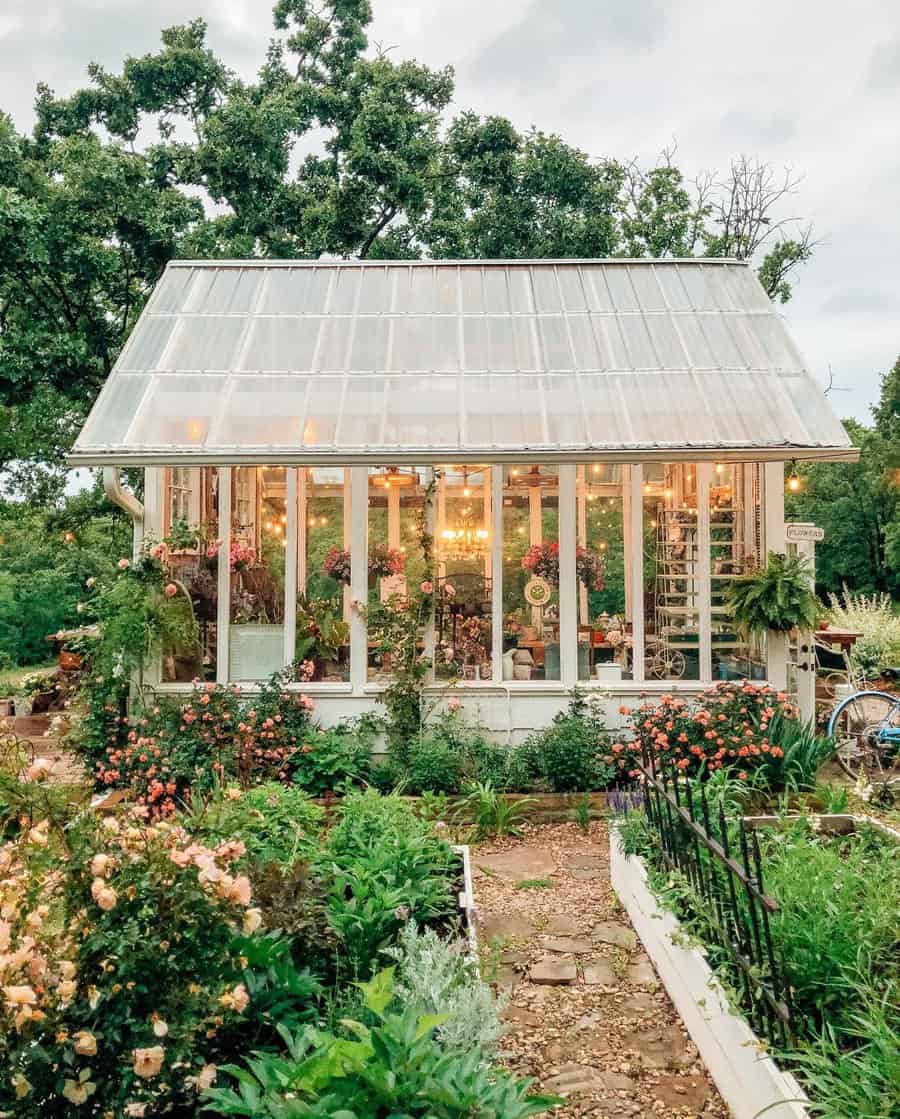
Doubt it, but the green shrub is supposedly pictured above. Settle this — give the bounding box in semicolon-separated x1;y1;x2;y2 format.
523;693;612;792
203;969;557;1119
323;790;457;976
188;782;325;867
405;735;466;793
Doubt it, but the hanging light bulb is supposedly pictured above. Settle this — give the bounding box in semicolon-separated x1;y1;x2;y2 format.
787;461;802;493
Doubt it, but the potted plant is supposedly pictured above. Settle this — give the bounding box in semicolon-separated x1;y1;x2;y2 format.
726;551;819;638
295;594;350;680
14;671;54;717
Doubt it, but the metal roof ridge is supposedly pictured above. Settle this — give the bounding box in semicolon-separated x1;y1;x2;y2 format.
165;257;750;269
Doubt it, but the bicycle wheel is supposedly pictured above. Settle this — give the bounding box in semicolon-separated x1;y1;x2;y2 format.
827;691;900;784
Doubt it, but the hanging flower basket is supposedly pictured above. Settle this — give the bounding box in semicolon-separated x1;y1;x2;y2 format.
521;542;605;590
368;545;405;579
323;547;352;585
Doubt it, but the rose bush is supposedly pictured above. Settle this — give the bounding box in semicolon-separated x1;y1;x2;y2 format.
0;806;257;1117
606;682;799;783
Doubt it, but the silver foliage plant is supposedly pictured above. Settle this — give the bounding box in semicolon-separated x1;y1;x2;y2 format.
386;922;506;1055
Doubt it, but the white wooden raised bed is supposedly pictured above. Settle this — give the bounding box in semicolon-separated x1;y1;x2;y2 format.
610;829;810;1119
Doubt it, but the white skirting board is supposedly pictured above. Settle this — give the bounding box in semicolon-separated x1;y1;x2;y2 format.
610;831;810;1119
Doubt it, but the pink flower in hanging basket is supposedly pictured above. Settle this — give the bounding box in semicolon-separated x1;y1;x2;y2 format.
163;583;178;599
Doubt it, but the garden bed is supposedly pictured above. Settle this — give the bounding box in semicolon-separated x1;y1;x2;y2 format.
610;830;810;1119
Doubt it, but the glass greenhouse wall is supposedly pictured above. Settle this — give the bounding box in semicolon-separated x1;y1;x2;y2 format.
73;258;854;732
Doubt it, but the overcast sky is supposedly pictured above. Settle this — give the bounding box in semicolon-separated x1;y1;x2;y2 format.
2;0;898;421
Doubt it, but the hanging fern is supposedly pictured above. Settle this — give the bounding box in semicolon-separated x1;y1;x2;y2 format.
726;551;820;636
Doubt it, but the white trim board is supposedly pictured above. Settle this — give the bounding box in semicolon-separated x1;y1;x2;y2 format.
610;831;810;1119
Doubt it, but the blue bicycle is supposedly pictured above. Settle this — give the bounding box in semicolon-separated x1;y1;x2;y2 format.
827;688;900;786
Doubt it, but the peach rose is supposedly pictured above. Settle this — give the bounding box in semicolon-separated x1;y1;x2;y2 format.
243;907;263;934
133;1045;165;1079
73;1031;97;1056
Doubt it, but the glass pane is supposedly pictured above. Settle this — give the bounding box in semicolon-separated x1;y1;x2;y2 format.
583;267;615;312
357;267;394;313
710;463;766;681
655;265;692;311
568;315;603;370
349;317;390;371
618;315;657;368
165;316;245;371
484;268;510;313
643;463;700;681
538;316;574;370
367;467;433;682
645;313;688;367
627;266;666;311
240;317;322;372
330;267;360;313
557;266;588;312
229;466;288;681
340;377;385;446
748;314;803;373
545;375;585;445
161;466;220;683
130;374;226;446
576;464;632;682
120;316;177;371
502;465;559;680
78;374;150;446
604;267;639;312
702;313;745;368
302;377;341;447
212;377;308;447
436;466;492;681
316;318;350;371
152;267;195;313
384;375;458;448
461;268;484;313
675;316;717;368
259;267;330;314
296;467;349;682
532;268;561;312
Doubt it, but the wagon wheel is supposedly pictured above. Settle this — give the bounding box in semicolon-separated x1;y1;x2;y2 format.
827;691;900;786
818;671;849;700
649;647;686;680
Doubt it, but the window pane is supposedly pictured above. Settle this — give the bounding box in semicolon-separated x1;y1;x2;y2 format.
643;463;700;681
436;466;492;681
576;465;632;682
296;467;349;682
367;467;433;682
710;462;766;682
502;465;559;681
161;467;220;683
229;466;288;681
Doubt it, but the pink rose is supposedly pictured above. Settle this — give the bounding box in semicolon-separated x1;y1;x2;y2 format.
443;583;456;598
420;580;434;595
163;583;178;599
447;697;461;711
117;558;130;570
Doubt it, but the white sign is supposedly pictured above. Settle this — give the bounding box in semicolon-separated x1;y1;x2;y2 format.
785;523;824;542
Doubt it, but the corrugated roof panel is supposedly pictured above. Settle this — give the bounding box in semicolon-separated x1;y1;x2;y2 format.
70;259;855;464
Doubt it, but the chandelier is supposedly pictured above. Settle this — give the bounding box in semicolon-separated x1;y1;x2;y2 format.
441;505;489;560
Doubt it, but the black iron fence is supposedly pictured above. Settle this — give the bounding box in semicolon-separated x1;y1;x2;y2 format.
636;757;792;1047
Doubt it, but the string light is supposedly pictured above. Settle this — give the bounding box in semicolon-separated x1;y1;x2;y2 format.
787;461;802;493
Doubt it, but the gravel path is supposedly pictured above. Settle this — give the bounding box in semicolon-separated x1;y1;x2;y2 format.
473;820;728;1118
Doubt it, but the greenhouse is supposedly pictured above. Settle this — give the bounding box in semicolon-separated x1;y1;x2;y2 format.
69;258;855;734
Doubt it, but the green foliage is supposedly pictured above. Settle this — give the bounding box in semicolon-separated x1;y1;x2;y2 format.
522;692;612;792
203;968;558;1118
386;922;505;1054
726;551;820;636
189;782;325;867
0;491;130;666
572;793;592;833
763;823;900;1034
786;356;900;600
455;781;535;839
323;789;458;976
827;589;900;681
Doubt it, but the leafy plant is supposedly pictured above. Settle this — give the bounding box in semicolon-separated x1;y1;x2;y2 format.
385;922;505;1054
814;782;850;814
827;589;900;682
572;793;592;832
203;969;558;1118
455;781;535;839
726;550;819;636
523;692;612;792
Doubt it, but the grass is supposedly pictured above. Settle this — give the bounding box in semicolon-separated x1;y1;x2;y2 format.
0;663;56;698
514;878;552;890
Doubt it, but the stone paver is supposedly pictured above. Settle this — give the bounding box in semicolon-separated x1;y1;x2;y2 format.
473;821;725;1119
529;958;577;985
